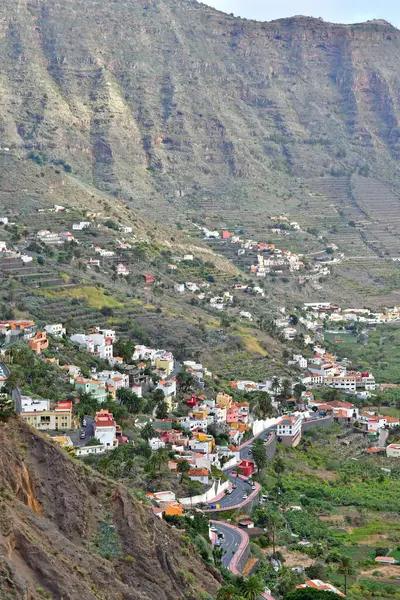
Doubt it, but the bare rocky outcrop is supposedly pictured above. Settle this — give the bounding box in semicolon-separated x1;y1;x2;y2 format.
0;418;220;599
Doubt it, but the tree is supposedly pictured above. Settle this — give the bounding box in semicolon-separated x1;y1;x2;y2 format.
141;422;155;442
155;400;169;419
254;507;283;553
0;394;14;421
252;438;268;472
237;575;265;600
212;547;226;568
216;585;242;600
5;366;25;394
116;388;143;414
337;555;354;595
220;314;231;333
254;391;273;418
293;383;306;401
176;368;195;393
280;378;292;399
177;459;191;482
273;456;285;487
271;376;280;395
73;393;100;419
305;562;327;580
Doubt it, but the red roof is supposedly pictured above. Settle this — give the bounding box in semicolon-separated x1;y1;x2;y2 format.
95;409;115;427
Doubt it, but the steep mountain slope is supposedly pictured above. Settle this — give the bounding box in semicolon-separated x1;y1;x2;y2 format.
0;418;220;600
2;1;400;212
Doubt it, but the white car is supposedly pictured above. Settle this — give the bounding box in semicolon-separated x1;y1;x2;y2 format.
210;526;218;533
225;488;233;494
243;493;248;499
251;485;256;490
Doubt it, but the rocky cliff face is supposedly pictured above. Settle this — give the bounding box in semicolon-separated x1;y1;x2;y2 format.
1;0;400;219
0;418;220;600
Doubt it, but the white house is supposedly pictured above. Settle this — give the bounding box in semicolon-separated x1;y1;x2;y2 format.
94;409;117;448
239;311;253;321
293;354;307;369
132;345;156;362
96;370;129;390
116;263;129;276
0;217;8;225
386;444;400;458
120;226;133;234
72;222;91;230
70;333;113;361
149;437;166;451
174;283;185;293
277;414;302;447
92;327;117;342
44;323;66;338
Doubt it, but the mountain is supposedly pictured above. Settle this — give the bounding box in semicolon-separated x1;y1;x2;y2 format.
2;0;400;303
0;418;220;599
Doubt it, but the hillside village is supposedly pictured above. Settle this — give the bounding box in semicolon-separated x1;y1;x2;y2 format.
189;215;345;286
2;208;400;599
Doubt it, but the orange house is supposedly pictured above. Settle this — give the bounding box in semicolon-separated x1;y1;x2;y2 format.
164;501;183;517
28;331;49;355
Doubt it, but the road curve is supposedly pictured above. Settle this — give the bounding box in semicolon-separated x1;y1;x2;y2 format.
205;425;276;511
210;520;250;574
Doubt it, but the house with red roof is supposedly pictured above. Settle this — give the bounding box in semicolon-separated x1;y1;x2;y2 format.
297;579;345;596
94;409;117;448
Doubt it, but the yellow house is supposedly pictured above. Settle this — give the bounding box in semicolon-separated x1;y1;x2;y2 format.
190;409;208;420
192;431;215;452
216;392;233;408
155;355;173;376
22;401;75;431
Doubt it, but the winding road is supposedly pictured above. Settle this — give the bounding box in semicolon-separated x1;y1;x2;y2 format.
206;424;277;511
211;520;249;574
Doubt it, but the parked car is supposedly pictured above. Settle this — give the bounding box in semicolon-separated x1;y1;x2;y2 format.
79;430;86;439
210;526;218;533
225;488;233;494
243;493;248;499
232;484;237;489
217;533;225;540
82;418;87;427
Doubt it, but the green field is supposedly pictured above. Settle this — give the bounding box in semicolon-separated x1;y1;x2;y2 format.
325;324;400;384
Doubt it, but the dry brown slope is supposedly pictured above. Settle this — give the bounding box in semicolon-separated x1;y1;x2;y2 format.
0;418;220;600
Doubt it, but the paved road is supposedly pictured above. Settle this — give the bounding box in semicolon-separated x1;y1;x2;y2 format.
214;469;255;508
211;522;244;569
68;415;95;446
207;426;276;510
240;426;276;461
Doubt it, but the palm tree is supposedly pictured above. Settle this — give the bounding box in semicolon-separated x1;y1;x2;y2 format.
273;456;285;489
141;422;155;442
5;366;25;394
212;547;226;567
271;376;280;395
337;555;354;595
238;575;265;600
216;585;242;600
176;368;195;393
176;459;191;482
263;509;283;554
252;438;268;472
